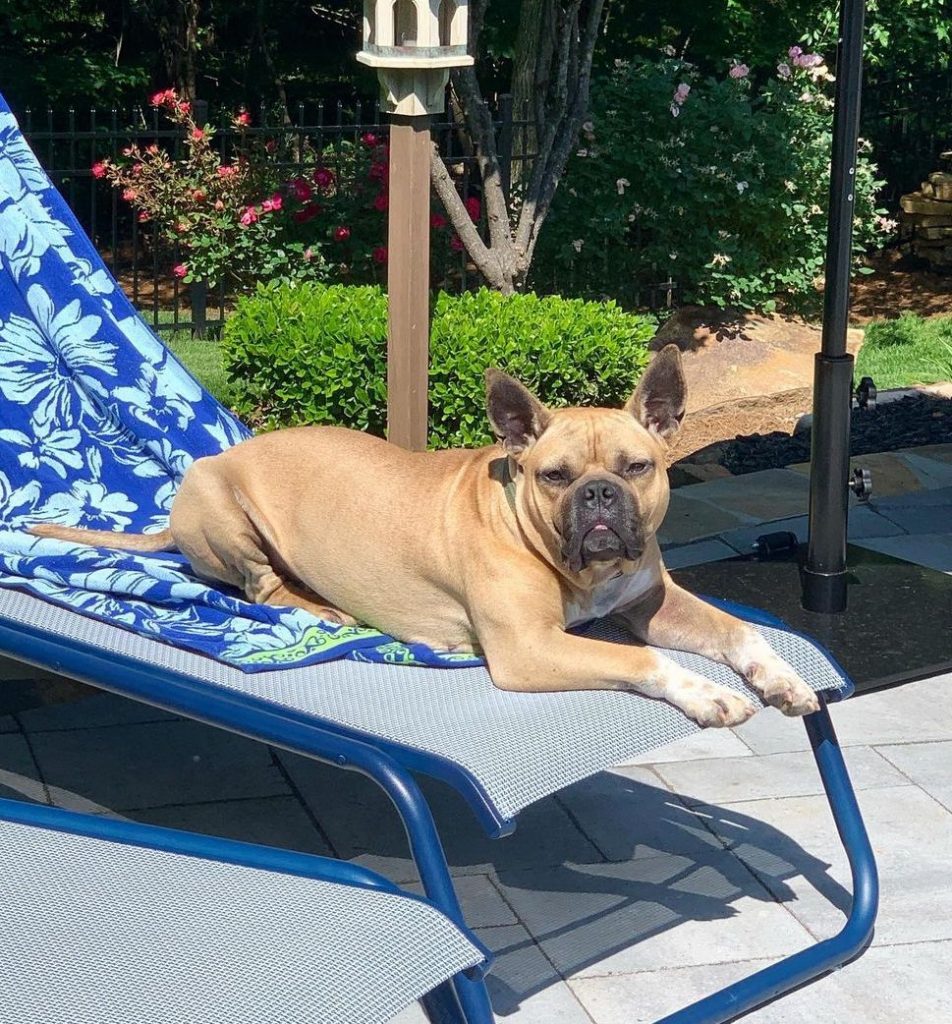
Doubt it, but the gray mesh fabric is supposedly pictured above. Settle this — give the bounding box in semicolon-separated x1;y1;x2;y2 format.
0;817;482;1024
0;589;848;821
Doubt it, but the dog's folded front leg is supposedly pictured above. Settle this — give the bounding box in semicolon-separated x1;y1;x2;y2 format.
619;575;820;717
468;569;757;728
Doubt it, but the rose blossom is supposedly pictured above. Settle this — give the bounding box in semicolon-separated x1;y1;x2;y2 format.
121;188;137;202
361;132;379;146
172;263;188;279
239;205;259;226
430;212;447;229
217;164;237;178
729;62;749;79
333;226;351;242
372;246;388;263
777;62;792;80
293;203;321;224
290;177;312;202
373;193;389;212
465;196;481;221
191;189;205;202
90;162;107;179
313;167;335;189
235;111;252;127
190;128;205;141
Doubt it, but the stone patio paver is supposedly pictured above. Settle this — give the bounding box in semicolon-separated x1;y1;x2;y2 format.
853;532;952;573
875;739;952;812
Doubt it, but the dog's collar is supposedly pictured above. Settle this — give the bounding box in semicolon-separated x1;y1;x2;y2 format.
501;457;518;514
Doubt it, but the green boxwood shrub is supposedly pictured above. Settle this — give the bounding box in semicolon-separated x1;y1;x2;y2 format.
222;282;656;448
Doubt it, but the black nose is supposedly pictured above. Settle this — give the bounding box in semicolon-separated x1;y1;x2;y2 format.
582;478;618;509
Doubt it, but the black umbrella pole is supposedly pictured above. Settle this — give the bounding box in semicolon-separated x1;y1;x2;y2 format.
802;0;866;613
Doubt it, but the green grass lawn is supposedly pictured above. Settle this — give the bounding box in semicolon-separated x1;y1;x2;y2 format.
855;314;952;389
140;310;234;407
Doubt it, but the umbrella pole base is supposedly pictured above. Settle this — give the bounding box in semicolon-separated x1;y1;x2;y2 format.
800;563;849;613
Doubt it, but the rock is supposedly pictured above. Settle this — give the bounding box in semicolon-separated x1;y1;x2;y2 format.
668;462;733;488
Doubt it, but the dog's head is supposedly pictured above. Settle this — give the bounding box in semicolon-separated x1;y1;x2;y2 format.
485;345;686;579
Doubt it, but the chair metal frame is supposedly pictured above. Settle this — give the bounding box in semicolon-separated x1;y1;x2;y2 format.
0;596;878;1024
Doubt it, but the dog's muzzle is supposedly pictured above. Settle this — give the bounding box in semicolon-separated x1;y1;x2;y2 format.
562;477;644;572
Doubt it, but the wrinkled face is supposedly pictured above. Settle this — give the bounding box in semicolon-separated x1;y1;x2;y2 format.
485;344;686;580
521;409;670;573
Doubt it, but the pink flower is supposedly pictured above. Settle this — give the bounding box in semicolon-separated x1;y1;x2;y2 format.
177;101;191;115
217;164;237;178
303;247;314;262
121;188;137;202
794;52;823;69
235;111;252;127
729;63;749;79
190;128;205;141
132;164;144;176
673;82;691;104
372;246;388;263
137;211;150;223
192;189;206;202
450;235;465;252
121;146;135;157
90;162;107;179
172;263;188;279
369;161;388;182
465;196;481;221
373;192;389;212
150;89;174;107
239;205;259;227
430;212;447;229
265;140;277;153
333;226;351;242
361;132;379;146
290;177;312;202
214;200;225;211
788;45;803;59
777;62;792;80
175;221;189;233
146;144;159;155
313;167;335;190
261;193;283;213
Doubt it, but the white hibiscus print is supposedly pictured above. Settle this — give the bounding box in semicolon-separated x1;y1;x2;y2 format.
0;112;51;201
114;359;202;432
0;202;50;282
110;311;165;365
0;470;41;527
0;284;114;427
0;426;83;479
34;480;136;530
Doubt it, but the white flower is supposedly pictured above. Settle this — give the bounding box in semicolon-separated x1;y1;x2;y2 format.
0;425;83;479
113;359;202;433
571;239;584;253
736;181;749;193
777;62;792;80
670;104;681;118
800;90;814;103
0;113;50;201
711;253;732;267
616;177;631;195
0;471;41;527
34;480;137;530
582;120;594;133
662;44;677;57
669;251;678;261
576;148;588;158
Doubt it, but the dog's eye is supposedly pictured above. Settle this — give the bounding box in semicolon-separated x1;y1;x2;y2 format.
625;460;653;476
539;467;568;485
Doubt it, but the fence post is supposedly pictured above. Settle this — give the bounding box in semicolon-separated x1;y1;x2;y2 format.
497;94;513;206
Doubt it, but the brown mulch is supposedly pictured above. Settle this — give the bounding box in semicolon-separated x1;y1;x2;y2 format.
849;248;952;324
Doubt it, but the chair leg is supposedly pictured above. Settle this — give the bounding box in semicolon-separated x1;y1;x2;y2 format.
653;697;879;1024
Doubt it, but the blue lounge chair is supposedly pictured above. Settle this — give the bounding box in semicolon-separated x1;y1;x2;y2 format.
0;96;877;1023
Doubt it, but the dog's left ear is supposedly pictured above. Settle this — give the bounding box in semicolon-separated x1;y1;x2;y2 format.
485;368;551;454
625;345;687;441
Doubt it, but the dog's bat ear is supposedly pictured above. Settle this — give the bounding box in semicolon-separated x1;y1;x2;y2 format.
626;345;687;441
485;368;551;454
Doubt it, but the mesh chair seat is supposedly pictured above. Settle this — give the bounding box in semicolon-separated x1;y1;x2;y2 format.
0;588;848;825
0;812;482;1024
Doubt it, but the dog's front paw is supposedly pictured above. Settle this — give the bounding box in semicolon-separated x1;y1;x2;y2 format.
748;658;820;717
674;676;758;728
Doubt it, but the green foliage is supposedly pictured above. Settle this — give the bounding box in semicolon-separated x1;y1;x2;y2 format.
533;53;889;312
856;314;952;388
221;282;656;448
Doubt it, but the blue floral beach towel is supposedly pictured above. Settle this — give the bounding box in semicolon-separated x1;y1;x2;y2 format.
0;94;480;672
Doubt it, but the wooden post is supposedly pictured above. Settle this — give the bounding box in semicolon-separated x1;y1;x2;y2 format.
387;114;432;451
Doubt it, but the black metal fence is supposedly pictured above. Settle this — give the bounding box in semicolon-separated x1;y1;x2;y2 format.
19;97;535;335
862;65;952;206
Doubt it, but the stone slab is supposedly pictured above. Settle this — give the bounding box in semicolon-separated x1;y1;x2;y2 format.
0;732;46;803
875;740;952;811
30;719;290;811
678;469;810;522
853;533;952;573
126;795;334;856
18;692;178;732
658;493;757;546
661;538;739;569
405;873;518;929
569;941;952;1024
494;852;812;978
652;746;905;807
276;752;601;884
697;784;952;946
735;675;952;755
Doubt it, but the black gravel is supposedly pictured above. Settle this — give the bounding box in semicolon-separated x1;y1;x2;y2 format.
718;393;951;475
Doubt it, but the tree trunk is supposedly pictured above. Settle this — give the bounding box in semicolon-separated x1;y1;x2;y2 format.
510;0;556;183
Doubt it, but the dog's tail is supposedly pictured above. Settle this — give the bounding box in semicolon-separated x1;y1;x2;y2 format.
28;524;177;553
